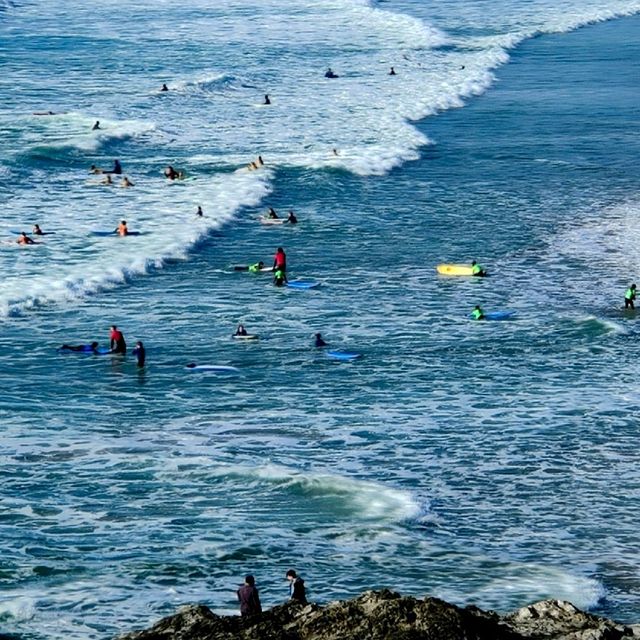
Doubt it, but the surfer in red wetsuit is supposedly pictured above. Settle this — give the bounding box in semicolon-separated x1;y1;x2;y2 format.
109;325;127;354
272;247;286;272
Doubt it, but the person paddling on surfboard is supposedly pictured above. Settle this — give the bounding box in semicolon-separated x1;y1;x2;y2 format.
625;284;637;309
471;261;487;277
248;261;265;273
17;232;36;245
471;305;485;320
60;342;100;353
273;247;286;272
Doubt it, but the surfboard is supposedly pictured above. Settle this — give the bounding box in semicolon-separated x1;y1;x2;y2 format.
232;265;272;272
232;334;259;340
327;350;361;361
437;264;474;276
91;230;142;236
287;281;320;289
259;217;287;225
185;364;240;373
58;346;112;355
11;230;54;235
474;311;516;321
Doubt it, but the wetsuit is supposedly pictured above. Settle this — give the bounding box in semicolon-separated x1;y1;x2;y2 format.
132;343;145;367
625;287;636;309
472;308;484;320
248;263;263;273
110;329;127;354
289;577;307;604
273;250;286;272
274;268;287;286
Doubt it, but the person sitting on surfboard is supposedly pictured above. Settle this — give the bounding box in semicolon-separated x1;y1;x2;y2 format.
164;165;181;180
234;324;248;336
325;67;338;78
17;232;35;245
264;94;271;105
287;210;298;224
472;305;485;320
248;261;265;273
267;207;278;219
273;268;288;287
471;261;487;277
625;284;637;309
273;247;286;272
116;220;128;236
109;159;122;175
92;121;101;130
314;333;327;347
32;224;44;236
196;206;204;217
161;83;169;92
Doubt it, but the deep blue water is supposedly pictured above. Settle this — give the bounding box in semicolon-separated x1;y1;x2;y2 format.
2;2;640;638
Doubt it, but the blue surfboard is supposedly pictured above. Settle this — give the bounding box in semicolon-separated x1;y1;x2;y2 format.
287;281;320;289
484;311;516;321
327;350;361;361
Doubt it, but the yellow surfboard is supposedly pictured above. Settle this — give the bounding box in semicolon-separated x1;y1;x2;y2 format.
436;263;474;276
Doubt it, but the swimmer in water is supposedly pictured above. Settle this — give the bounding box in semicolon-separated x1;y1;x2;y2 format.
132;341;146;367
258;156;264;166
110;325;127;354
389;67;396;75
196;206;203;217
325;67;338;78
120;176;134;188
92;121;101;130
17;232;35;245
101;174;113;185
264;94;271;105
161;83;169;92
273;267;288;287
110;160;122;174
314;333;327;348
116;220;128;236
332;148;339;156
248;161;258;170
287;210;298;224
164;165;182;180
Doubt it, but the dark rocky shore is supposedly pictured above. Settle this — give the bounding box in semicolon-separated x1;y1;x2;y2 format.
119;590;640;640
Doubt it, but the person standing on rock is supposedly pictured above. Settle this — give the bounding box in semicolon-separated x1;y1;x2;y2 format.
237;575;262;617
286;569;307;604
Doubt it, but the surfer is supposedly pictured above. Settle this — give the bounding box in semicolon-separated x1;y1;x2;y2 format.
248;261;265;273
471;305;485;320
120;176;134;188
164;165;180;180
332;148;339;156
109;325;127;354
92;121;101;130
264;94;271;105
389;67;396;75
161;83;169;92
273;267;288;287
314;333;327;347
258;156;264;166
234;324;248;336
116;220;128;236
625;283;637;309
132;341;146;367
17;232;35;245
109;160;122;175
32;224;44;236
286;210;298;224
325;67;339;78
101;174;113;185
471;261;487;277
196;206;204;217
267;207;278;219
60;342;100;353
89;165;102;174
273;247;287;272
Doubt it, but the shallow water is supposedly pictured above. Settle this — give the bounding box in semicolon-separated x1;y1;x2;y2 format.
2;2;640;638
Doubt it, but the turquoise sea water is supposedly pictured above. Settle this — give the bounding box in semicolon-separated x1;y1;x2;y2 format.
2;1;640;638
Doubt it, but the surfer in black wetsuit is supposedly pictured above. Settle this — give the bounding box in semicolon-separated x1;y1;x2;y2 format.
286;210;297;224
314;333;327;347
132;341;146;367
325;68;339;78
161;83;169;92
92;121;101;130
264;94;271;105
60;342;100;353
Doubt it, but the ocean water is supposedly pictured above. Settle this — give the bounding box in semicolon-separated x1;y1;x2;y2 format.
2;0;640;638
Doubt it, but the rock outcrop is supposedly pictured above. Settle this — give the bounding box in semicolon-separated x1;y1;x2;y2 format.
118;589;640;640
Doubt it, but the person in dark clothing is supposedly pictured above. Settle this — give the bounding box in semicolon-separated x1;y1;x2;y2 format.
314;333;327;348
132;341;145;367
286;569;307;604
237;575;262;617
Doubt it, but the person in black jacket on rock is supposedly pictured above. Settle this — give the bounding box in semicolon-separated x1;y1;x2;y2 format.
286;569;307;604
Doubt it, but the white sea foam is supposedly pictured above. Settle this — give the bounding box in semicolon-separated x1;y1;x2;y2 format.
0;596;36;622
